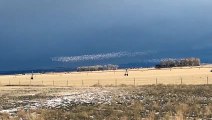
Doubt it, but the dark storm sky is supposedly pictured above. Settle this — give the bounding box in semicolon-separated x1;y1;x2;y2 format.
0;0;212;71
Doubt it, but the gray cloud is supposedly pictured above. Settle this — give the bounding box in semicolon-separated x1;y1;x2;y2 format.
0;0;212;71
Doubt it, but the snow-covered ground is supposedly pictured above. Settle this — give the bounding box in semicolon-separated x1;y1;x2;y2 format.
0;88;127;115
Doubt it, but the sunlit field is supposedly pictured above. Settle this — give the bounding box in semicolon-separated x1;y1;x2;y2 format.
0;66;212;87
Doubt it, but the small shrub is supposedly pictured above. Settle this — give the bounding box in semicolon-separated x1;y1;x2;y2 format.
118;84;128;87
91;84;102;87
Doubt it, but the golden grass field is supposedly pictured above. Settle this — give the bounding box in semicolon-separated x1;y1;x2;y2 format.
0;66;212;87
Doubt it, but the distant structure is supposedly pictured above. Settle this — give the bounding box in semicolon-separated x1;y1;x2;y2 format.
31;71;34;80
155;58;201;68
77;64;119;72
124;69;128;76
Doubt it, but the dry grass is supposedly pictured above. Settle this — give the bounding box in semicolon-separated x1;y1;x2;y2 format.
0;66;212;87
1;85;212;119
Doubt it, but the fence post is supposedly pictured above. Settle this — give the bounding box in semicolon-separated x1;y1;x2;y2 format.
67;80;68;86
82;80;84;87
98;80;100;86
134;78;136;87
207;76;209;85
115;79;117;87
156;78;158;85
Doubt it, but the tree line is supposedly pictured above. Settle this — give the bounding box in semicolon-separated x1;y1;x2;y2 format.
155;58;201;68
77;64;119;71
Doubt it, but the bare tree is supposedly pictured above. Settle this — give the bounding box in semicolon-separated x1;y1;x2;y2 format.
156;58;200;68
77;64;119;72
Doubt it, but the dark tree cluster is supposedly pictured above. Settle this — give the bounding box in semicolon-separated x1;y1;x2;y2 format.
77;64;119;71
155;58;200;68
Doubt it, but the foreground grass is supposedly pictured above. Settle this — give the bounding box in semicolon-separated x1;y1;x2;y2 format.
1;85;212;120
